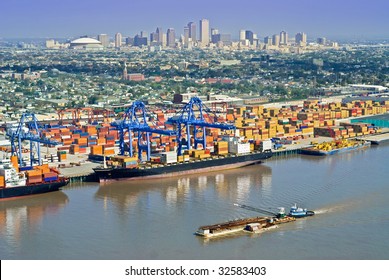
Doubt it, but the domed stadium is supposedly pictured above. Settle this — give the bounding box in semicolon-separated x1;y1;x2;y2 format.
70;37;103;49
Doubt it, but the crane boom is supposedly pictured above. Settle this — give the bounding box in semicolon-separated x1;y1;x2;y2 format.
234;203;278;216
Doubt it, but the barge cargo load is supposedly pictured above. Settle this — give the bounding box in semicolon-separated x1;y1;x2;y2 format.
195;216;296;238
195;204;314;238
299;139;370;156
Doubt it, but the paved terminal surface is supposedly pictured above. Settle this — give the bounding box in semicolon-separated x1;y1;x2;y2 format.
58;162;100;178
42;148;100;178
358;128;389;144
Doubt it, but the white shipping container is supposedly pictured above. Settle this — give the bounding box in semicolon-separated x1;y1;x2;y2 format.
260;140;272;152
229;142;250;154
160;151;177;164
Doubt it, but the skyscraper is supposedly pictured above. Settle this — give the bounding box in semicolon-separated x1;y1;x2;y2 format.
317;37;327;45
199;19;210;47
166;28;175;48
134;34;147;47
150;32;158;43
156;27;163;44
264;36;273;45
188;22;196;42
272;34;280;46
280;31;288;45
162;33;167;47
115;33;122;48
183;26;189;46
245;30;254;45
295;32;307;45
239;30;246;41
211;34;231;46
98;34;109;47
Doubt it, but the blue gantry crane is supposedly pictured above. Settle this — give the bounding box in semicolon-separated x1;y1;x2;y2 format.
6;113;61;167
112;101;176;161
167;97;235;155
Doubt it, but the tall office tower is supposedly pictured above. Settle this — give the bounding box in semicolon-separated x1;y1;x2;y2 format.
280;31;288;45
156;27;163;43
199;19;210;46
166;28;176;48
115;33;122;48
272;34;280;46
183;26;189;45
212;34;232;46
150;32;158;43
162;33;167;47
211;28;219;35
295;32;307;45
245;30;254;45
317;37;326;45
126;37;134;45
98;34;109;47
134;34;148;47
188;22;196;42
239;30;246;41
264;36;273;45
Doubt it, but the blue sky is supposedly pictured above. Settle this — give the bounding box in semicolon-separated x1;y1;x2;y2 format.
0;0;388;40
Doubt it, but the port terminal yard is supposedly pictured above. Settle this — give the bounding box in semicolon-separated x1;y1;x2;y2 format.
1;95;388;182
22;129;389;182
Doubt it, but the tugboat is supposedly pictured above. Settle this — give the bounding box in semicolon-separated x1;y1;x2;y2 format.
288;204;315;218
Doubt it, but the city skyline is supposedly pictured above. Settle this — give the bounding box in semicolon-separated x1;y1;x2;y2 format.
0;0;388;40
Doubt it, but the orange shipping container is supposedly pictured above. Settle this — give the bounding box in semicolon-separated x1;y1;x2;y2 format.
91;145;103;155
43;172;58;178
11;155;19;169
104;149;115;155
27;169;42;177
27;175;42;184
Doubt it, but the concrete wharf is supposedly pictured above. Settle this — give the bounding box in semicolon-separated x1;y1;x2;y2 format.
357;128;389;144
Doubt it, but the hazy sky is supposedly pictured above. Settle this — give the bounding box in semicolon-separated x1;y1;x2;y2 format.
1;0;388;40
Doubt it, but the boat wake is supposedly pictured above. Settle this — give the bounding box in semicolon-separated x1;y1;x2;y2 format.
314;200;361;215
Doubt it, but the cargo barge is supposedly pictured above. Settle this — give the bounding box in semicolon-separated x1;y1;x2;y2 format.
299;139;371;156
0;157;69;199
195;205;314;238
93;149;272;182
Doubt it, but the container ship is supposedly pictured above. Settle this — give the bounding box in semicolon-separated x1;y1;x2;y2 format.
0;156;69;199
299;139;371;156
93;138;273;182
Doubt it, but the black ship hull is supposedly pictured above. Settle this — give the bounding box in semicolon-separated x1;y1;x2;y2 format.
0;179;69;199
94;150;272;182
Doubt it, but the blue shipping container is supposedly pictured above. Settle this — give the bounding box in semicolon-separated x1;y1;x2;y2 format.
19;166;34;171
44;177;58;182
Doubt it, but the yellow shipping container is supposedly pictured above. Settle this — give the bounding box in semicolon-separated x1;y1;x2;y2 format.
198;154;211;159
